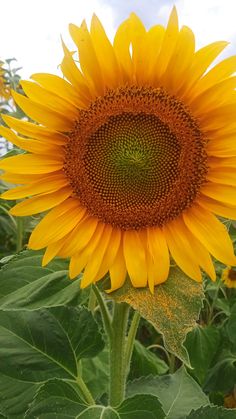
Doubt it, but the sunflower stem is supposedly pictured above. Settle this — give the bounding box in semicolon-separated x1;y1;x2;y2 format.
88;286;97;313
75;373;95;405
109;302;130;407
169;352;176;374
147;344;172;367
125;311;140;373
207;279;222;324
92;285;113;341
16;217;23;252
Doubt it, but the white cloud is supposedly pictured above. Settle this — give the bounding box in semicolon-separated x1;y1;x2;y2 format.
161;0;236;53
176;0;236;45
0;0;115;78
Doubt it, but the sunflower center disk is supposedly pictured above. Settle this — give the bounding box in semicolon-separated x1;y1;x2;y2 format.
64;86;208;230
228;269;236;281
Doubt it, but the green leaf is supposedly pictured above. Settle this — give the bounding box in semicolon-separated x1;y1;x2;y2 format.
127;366;209;419
214;298;231;317
5;58;17;64
27;391;165;419
116;394;165;418
0;373;39;418
204;351;236;393
129;340;168;380
25;379;85;418
0;306;104;383
0;254;15;264
208;392;224;408
77;395;164;419
0;148;22;158
0;250;87;309
0;308;77;382
226;302;236;349
184;325;220;384
49;306;105;359
110;267;204;365
187;405;236;418
76;407;119;419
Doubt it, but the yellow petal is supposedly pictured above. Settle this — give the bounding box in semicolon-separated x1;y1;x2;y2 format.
12;91;73;131
29;199;86;249
208;156;236;169
69;223;105;279
181;41;229;98
21;80;78;118
201;182;236;205
205;123;236;138
196;40;229;65
152;6;179;83
69;254;84;280
42;238;66;266
183;204;236;265
81;224;113;288
31;73;84;108
94;228;121;282
181;219;216;281
0;153;63;174
145;226;169;291
60;40;92;103
207;134;236;157
0;172;44;184
109;238;127;292
207;167;236;186
201;103;236;131
146;251;155;293
10;186;72;216
90;14;121;88
191;55;236;99
163;25;195;92
145;25;165;80
190;76;236;115
198;195;236;220
2;114;67;145
0;126;63;155
163;218;202;281
147;227;170;284
69;22;104;95
128;13;146;83
123;230;147;287
1;173;68;199
60;216;98;256
113;18;133;82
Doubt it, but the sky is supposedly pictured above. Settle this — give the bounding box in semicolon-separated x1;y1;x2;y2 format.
1;0;236;79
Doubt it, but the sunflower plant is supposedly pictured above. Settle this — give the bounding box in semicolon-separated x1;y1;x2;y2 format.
0;58;23;114
0;8;236;417
0;58;34;258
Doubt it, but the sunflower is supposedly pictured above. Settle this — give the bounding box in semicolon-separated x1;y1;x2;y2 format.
222;267;236;289
0;62;10;100
0;8;236;292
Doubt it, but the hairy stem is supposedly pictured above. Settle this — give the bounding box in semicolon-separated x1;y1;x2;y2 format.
125;311;140;373
92;285;113;340
109;302;130;407
76;374;95;405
